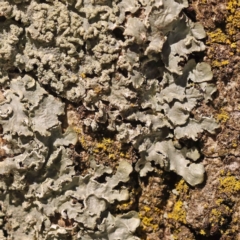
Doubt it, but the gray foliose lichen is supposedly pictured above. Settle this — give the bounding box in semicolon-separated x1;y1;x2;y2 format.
0;0;218;238
0;75;139;239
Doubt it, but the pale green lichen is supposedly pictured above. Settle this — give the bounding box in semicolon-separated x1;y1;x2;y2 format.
0;0;218;238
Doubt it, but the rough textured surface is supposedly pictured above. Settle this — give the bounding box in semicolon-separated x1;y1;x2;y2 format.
135;0;239;239
0;0;219;187
0;75;139;239
0;0;232;239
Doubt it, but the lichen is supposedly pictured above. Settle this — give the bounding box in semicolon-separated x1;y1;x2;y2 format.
175;179;189;195
93;137;129;160
207;28;230;44
212;60;229;68
226;0;240;55
219;175;240;194
139;213;159;232
209;205;232;227
232;139;238;148
0;74;139;239
0;0;219;237
0;0;218;186
207;0;240;57
216;108;230;123
168;201;187;224
199;229;206;235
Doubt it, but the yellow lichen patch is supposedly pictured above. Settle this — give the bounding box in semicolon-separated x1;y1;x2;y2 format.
210;209;222;225
94;138;114;155
225;228;238;236
154;207;162;214
227;11;240;39
79;73;86;78
219;175;240;194
139;213;159;232
212;60;229;68
108;153;115;159
207;0;240;67
116;200;134;211
225;0;240;52
226;0;239;13
230;42;237;48
143;206;151;212
199;229;206;235
216;109;229;123
73;126;89;149
232;139;238;148
175;179;189;195
93;138;130;160
220;169;227;176
79;135;88;149
210;205;231;226
168;201;187;224
122;201;133;208
72;126;82;134
172;233;178;240
215;199;224;206
207;28;230;44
